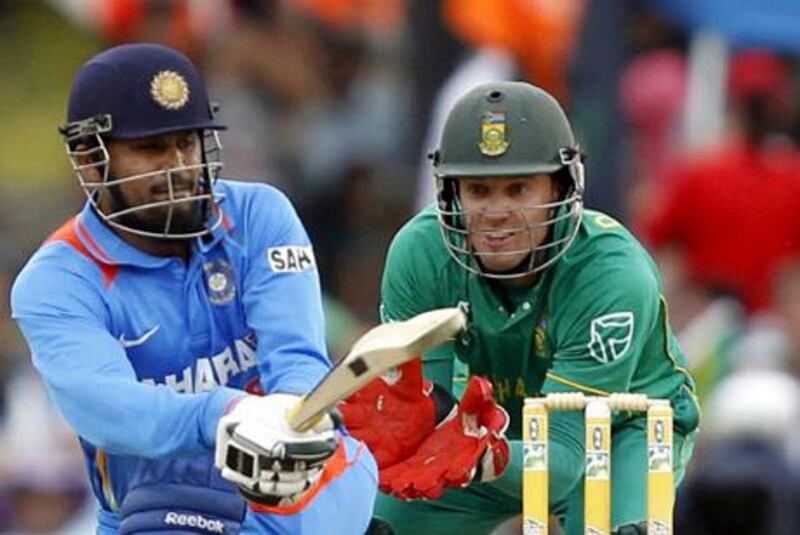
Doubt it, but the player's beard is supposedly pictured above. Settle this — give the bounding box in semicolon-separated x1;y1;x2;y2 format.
106;183;206;237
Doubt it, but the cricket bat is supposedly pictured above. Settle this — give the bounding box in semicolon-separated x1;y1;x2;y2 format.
286;306;467;431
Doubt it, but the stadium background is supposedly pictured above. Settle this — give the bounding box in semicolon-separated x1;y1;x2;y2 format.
1;1;800;533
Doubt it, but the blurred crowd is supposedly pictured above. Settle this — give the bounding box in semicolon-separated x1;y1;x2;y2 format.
2;0;800;533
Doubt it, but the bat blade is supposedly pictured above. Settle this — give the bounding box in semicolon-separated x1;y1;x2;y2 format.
286;307;467;431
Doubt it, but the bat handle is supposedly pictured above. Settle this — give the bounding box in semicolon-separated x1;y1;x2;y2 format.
285;397;326;432
285;397;311;431
285;399;343;433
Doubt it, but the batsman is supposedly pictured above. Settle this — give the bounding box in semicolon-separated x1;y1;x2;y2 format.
342;81;699;535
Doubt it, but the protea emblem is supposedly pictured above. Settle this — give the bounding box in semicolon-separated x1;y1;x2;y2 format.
587;312;634;363
479;111;510;156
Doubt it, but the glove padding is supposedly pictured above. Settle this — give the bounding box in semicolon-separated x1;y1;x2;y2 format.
379;375;510;500
215;393;338;507
340;358;454;469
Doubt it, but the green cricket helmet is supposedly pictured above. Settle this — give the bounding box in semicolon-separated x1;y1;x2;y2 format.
431;81;585;279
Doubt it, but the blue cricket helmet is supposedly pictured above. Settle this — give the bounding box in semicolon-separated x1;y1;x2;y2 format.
60;43;227;240
66;42;225;139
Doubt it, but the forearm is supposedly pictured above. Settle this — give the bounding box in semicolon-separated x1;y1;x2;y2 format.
19;315;242;458
245;272;331;395
45;372;242;458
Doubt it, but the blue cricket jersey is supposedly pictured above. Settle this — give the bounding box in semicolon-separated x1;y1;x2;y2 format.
11;180;375;533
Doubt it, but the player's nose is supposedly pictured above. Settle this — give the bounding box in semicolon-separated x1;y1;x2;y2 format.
480;203;516;224
164;144;186;168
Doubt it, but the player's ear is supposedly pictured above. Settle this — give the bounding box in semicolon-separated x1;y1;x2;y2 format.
550;169;569;202
551;182;561;202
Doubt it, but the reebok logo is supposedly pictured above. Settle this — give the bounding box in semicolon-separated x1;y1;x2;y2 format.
164;512;225;533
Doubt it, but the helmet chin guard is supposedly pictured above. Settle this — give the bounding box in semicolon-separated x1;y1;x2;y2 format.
436;180;584;280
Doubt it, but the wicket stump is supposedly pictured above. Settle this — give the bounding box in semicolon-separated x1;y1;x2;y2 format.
522;393;674;535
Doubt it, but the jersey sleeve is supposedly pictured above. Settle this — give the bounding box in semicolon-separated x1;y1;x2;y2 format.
10;255;241;458
543;245;661;395
239;185;330;395
540;238;662;503
380;233;436;322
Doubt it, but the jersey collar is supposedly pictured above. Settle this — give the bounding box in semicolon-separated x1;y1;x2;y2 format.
196;193;235;253
76;197;234;268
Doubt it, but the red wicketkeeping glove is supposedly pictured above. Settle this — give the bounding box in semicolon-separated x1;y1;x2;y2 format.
379;375;510;501
339;358;455;469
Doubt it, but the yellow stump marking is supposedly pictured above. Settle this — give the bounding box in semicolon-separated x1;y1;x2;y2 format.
523;400;549;535
584;400;611;535
647;401;674;535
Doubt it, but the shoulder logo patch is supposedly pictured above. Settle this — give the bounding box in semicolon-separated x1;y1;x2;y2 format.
267;245;316;273
587;311;634;363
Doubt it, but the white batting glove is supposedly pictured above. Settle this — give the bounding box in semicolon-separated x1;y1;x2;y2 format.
215;394;338;507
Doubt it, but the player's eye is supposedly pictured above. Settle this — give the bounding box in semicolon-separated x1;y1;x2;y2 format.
177;135;197;151
134;140;162;152
465;183;489;198
507;183;528;197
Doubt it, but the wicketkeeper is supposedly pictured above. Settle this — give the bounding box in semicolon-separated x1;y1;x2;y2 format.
342;81;700;535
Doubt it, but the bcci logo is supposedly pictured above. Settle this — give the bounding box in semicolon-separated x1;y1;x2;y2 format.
203;259;236;305
150;70;190;110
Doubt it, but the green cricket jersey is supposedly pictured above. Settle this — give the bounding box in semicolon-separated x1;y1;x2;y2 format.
380;205;699;440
